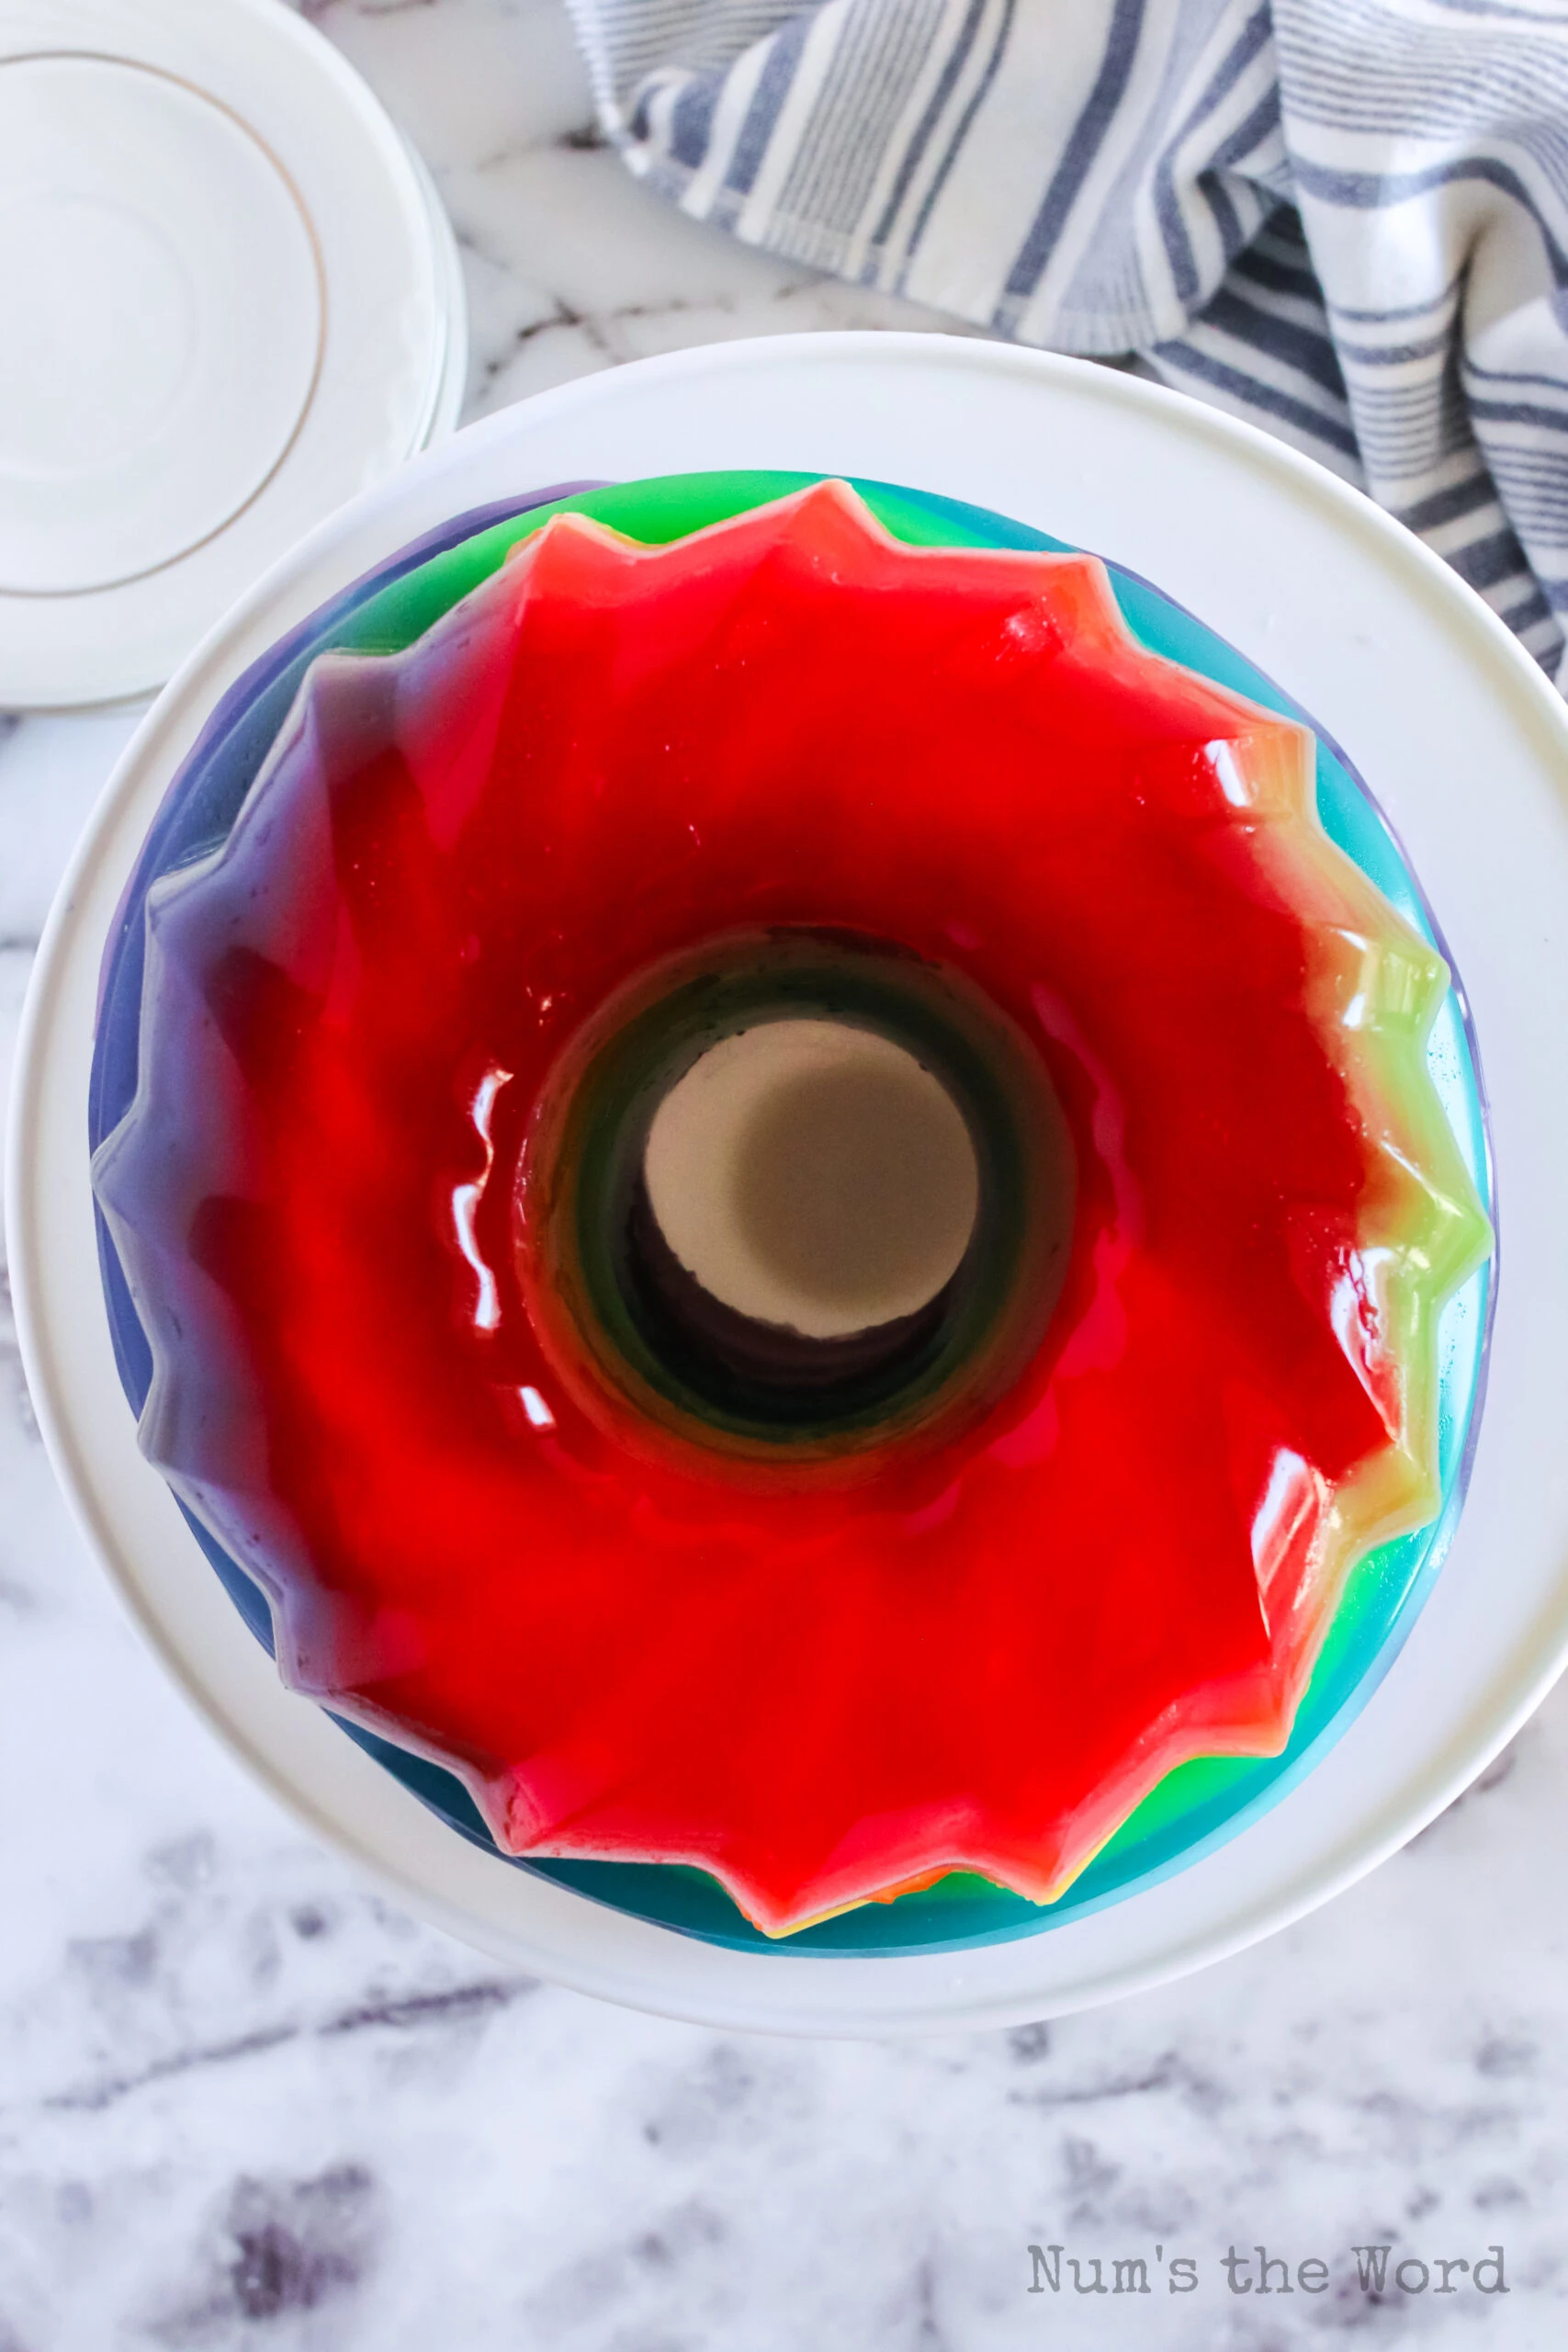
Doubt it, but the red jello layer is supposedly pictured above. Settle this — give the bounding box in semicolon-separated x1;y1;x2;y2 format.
106;482;1478;1932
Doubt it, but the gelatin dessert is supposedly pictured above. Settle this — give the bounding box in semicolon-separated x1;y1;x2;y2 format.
93;475;1493;1939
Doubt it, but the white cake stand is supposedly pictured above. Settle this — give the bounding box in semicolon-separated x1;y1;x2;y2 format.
11;334;1568;2035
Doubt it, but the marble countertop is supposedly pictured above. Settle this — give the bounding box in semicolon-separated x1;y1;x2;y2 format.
4;3;1567;2344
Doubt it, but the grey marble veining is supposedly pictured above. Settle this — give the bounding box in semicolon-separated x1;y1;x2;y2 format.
3;5;1568;2345
311;0;969;419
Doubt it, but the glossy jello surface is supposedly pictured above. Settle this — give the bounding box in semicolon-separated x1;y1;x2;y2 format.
95;479;1492;1938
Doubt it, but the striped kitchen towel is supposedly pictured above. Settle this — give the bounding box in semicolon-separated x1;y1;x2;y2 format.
566;0;1568;685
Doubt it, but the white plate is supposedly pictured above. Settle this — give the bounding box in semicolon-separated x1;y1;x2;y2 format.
11;334;1568;2035
0;0;465;709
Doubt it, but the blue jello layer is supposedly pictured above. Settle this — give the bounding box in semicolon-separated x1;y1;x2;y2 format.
91;474;1495;1957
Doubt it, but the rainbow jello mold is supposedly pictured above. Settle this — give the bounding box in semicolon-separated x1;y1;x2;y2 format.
91;475;1494;1946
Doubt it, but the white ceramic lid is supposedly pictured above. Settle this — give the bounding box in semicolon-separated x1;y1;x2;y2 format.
0;0;465;708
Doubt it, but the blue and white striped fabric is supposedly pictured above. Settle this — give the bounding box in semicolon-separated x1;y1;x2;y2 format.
566;0;1568;684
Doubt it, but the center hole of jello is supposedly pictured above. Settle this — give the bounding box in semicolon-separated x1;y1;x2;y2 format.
643;1019;981;1340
